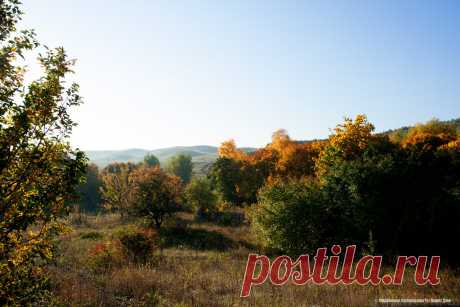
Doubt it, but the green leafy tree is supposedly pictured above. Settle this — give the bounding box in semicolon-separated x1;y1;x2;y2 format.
250;179;329;255
252;115;460;263
76;163;102;212
143;153;160;167
185;177;218;219
130;166;182;229
166;153;193;184
0;1;87;303
209;157;242;205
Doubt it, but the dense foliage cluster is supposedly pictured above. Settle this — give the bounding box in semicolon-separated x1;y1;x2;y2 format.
0;1;86;303
209;133;323;205
76;164;102;212
165;153;193;185
99;162;136;216
250;116;460;263
185;177;218;219
130;165;182;229
3;1;460;305
97;159;185;228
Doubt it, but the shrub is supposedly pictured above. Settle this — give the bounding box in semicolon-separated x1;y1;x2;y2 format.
250;179;335;255
117;230;156;263
88;241;125;272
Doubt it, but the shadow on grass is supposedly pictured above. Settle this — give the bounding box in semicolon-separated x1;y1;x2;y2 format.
158;227;236;251
79;231;103;240
236;239;256;250
195;211;246;227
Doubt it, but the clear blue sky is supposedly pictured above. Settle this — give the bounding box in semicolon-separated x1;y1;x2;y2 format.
22;1;460;150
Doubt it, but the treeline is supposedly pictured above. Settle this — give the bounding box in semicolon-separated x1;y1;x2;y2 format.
75;153;195;225
210;116;460;264
76;149;233;228
77;115;460;264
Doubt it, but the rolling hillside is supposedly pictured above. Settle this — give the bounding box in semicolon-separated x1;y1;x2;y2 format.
86;117;460;170
86;146;257;174
86;146;217;168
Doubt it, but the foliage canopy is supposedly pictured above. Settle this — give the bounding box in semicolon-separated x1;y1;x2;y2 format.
0;1;86;303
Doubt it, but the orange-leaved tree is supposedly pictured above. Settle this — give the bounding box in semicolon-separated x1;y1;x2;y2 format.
100;162;137;217
130;166;182;229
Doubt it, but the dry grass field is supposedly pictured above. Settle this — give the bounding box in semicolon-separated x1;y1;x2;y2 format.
47;212;460;306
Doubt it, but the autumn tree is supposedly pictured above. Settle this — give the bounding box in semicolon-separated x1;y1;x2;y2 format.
100;162;136;216
103;161;137;174
270;129;291;152
212;133;322;205
166;153;193;184
252;115;460;263
0;1;87;303
402;118;458;147
212;140;267;205
315;114;374;178
218;139;245;160
130;166;182;229
267;130;323;179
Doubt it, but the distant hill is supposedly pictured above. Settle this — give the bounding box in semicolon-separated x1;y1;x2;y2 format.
381;117;460;138
87;117;460;171
86;145;256;173
296;117;460;143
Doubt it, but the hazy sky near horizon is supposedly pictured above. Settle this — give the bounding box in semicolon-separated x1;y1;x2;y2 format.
22;1;460;150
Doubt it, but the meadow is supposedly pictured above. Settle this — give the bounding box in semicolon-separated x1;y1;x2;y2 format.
2;2;460;305
48;212;460;306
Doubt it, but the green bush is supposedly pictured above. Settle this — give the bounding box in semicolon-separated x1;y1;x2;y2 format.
185;177;218;220
250;179;334;255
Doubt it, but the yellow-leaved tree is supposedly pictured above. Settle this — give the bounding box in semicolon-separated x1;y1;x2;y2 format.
0;1;87;303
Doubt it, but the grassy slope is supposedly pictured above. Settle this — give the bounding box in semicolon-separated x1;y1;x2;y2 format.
50;213;460;306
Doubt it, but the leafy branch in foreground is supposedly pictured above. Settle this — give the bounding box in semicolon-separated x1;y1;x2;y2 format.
0;1;86;304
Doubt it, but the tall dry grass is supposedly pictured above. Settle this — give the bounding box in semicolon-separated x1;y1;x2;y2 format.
48;212;460;306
